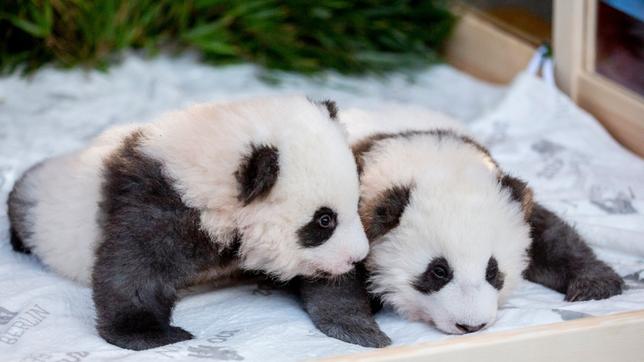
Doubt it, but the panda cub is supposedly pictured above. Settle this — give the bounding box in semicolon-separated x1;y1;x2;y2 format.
7;96;369;350
299;106;623;345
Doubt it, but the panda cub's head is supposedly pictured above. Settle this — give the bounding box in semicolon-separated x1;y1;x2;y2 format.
355;130;533;334
230;98;370;280
148;96;369;281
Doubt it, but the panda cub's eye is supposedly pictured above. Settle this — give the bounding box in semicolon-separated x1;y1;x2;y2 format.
431;264;449;279
317;213;335;228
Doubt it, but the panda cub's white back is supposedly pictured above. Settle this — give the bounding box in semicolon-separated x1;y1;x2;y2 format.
10;134;127;283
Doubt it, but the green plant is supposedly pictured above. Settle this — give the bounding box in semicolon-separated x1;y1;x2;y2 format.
0;0;455;75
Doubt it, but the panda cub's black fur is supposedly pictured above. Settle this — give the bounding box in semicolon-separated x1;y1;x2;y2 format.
526;203;624;301
93;131;245;349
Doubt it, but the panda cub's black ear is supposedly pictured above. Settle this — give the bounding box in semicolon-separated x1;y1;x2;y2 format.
235;144;280;205
363;185;412;241
499;174;534;219
318;100;338;120
308;98;338;120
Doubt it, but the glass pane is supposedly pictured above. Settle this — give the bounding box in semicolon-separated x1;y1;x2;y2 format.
596;0;644;96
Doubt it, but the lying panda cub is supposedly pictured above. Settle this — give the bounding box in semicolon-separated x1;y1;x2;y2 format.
7;96;370;350
298;106;623;346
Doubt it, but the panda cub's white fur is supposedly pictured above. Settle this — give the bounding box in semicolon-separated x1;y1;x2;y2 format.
340;104;467;144
11;96;368;285
12;137;123;283
340;107;532;335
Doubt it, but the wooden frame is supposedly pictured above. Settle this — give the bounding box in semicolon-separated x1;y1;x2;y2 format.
554;0;644;157
320;310;644;362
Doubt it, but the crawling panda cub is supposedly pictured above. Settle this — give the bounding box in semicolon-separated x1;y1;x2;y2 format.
299;106;623;345
7;96;369;350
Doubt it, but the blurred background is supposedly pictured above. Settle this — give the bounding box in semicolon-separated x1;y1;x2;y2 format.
0;0;642;154
0;0;455;74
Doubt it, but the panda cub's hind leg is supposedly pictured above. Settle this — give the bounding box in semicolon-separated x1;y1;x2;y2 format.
524;202;624;301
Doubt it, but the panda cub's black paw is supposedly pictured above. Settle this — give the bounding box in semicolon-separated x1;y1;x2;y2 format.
316;319;391;348
565;265;624;302
102;325;194;351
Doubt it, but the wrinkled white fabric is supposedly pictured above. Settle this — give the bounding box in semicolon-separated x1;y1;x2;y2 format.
0;55;642;362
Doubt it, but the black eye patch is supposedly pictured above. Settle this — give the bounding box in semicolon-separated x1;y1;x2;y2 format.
486;256;505;290
297;207;338;248
412;257;453;294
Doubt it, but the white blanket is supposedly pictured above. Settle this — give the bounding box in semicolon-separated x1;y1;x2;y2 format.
1;55;643;362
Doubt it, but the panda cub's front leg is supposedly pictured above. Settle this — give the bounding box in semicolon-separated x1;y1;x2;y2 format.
93;265;191;350
92;236;193;351
524;202;624;301
298;264;391;348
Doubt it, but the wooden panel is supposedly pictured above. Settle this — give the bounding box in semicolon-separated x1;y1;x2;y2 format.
483;7;551;46
320;310;644;362
578;73;644;156
584;0;598;73
443;10;535;84
553;0;587;99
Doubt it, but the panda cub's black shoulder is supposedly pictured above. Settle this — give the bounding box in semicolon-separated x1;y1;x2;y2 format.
96;130;243;286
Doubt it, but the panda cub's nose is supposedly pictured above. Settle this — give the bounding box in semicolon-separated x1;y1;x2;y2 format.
455;323;486;333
